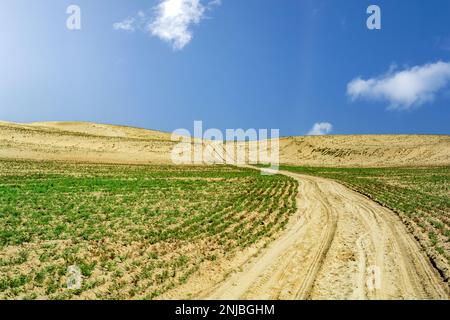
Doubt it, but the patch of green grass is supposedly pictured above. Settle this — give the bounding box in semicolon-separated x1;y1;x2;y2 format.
0;159;297;299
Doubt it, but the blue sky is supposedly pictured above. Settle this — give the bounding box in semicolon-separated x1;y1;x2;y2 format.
0;0;449;136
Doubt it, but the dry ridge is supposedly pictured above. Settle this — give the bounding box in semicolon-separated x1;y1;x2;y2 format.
0;121;449;167
0;121;176;164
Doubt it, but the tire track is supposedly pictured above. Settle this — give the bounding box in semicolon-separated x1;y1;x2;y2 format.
201;168;449;300
203;175;336;300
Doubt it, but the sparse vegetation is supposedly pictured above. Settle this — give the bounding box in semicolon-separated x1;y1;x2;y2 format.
0;159;297;299
279;165;450;276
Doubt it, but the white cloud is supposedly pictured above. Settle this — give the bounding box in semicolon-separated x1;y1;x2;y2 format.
149;0;205;50
308;122;333;136
113;18;136;32
207;0;222;7
347;61;450;110
113;0;220;50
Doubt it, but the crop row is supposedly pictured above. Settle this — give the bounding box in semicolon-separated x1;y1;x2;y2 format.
280;165;450;280
0;159;298;299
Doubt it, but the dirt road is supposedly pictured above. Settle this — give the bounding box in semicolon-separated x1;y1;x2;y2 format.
203;170;449;300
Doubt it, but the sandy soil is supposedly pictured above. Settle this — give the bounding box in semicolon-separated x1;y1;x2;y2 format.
0;121;177;164
278;135;450;167
1;121;449;167
1;120;449;299
169;170;449;300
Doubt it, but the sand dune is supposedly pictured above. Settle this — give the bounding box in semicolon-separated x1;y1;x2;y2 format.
278;135;450;167
0;121;176;164
0;121;449;167
29;121;172;140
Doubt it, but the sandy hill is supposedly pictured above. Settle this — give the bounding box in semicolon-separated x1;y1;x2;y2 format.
278;135;450;167
0;121;449;167
29;121;171;140
0;121;176;164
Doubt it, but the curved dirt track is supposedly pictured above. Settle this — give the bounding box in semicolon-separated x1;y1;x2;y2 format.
203;170;449;300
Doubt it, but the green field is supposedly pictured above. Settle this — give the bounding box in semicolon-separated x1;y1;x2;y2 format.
280;165;450;275
0;160;297;299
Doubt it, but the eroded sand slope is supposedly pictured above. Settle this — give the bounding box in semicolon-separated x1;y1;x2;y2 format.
1;121;449;167
278;135;450;167
0;121;176;164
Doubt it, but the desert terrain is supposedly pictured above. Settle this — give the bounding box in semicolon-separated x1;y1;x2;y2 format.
1;121;449;167
0;121;449;299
